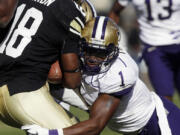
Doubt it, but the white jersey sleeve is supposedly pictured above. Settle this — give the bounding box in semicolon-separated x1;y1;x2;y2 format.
99;51;139;96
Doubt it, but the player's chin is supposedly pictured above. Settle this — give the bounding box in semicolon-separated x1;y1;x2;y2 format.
86;62;98;67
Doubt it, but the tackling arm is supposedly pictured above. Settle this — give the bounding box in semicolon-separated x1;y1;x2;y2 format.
22;94;120;135
63;93;120;135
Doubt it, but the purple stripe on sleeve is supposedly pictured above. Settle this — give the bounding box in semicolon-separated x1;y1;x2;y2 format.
101;17;108;39
49;130;58;135
110;85;134;97
119;71;125;86
92;16;100;38
118;57;127;67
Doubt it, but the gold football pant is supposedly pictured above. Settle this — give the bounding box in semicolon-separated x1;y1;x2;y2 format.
0;83;73;129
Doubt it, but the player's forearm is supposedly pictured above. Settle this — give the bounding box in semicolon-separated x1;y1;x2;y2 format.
54;119;103;135
62;72;81;89
55;94;121;135
61;53;82;89
22;119;103;135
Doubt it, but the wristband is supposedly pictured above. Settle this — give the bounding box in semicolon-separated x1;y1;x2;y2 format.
49;129;64;135
49;129;58;135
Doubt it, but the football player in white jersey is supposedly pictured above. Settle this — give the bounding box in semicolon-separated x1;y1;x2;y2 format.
22;16;180;135
109;0;180;101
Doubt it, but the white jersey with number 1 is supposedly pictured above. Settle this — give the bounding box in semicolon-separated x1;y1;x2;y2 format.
80;50;155;133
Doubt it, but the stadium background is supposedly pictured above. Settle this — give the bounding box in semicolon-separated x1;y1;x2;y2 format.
1;0;180;134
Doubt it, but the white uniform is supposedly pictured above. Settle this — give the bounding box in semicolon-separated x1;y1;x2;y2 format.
118;0;180;46
80;50;156;134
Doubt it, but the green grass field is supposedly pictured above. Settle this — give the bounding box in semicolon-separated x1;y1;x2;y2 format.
0;105;120;135
0;92;179;135
0;71;180;135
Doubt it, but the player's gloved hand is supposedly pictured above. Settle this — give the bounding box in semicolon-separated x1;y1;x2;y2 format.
21;124;64;135
21;124;49;135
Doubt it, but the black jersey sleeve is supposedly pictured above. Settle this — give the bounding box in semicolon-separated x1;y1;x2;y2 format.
49;0;86;54
50;0;86;37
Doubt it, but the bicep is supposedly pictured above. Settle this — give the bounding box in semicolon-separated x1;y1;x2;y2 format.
90;94;120;129
63;94;120;135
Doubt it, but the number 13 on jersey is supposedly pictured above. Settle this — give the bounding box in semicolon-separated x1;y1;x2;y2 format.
145;0;172;21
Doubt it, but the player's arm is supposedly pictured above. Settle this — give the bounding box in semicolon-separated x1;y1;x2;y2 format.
0;0;18;28
108;0;125;24
63;93;120;135
50;0;85;89
47;53;81;88
22;93;120;135
48;53;81;89
61;53;81;89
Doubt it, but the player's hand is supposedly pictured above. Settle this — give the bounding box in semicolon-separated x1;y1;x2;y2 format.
21;124;49;135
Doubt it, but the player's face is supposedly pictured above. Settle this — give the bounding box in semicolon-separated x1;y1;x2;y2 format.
0;0;18;28
84;47;107;68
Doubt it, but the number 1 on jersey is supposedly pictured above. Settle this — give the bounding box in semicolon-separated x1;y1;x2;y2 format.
119;71;125;87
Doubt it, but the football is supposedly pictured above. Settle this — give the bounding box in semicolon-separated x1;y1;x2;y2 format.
48;60;62;84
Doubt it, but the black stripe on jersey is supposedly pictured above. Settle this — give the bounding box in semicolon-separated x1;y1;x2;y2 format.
70;25;81;35
74;17;83;30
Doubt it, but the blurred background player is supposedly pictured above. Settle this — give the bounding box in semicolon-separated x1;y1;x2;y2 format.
109;0;180;101
0;0;85;130
22;16;180;135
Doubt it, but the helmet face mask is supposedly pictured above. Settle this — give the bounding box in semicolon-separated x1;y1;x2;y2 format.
80;16;120;75
81;45;119;75
82;43;109;74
